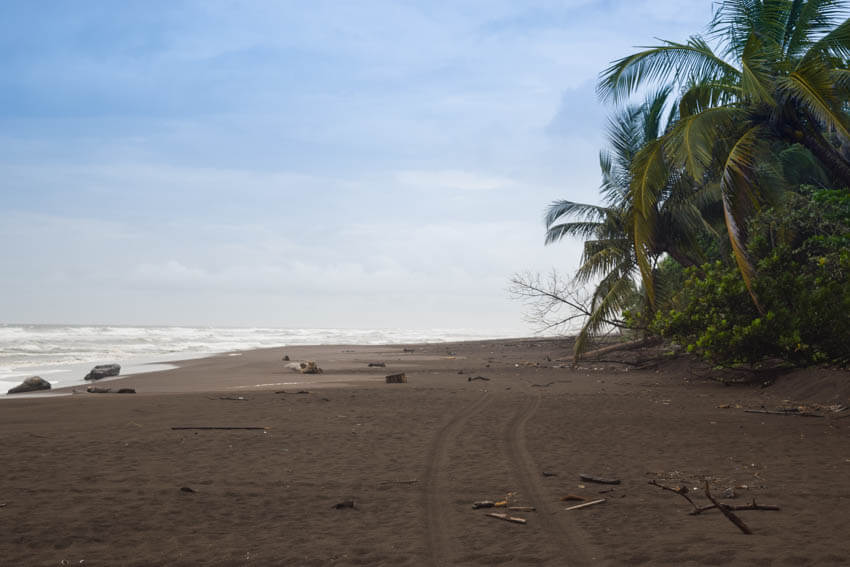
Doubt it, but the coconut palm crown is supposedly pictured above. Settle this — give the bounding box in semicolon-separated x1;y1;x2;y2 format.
597;0;850;304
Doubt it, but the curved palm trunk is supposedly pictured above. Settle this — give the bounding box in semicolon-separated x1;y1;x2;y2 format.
795;126;850;189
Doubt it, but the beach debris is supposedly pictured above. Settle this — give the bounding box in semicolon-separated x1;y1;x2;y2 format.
285;361;323;374
6;376;51;394
530;382;554;388
649;479;779;522
86;386;112;394
744;408;824;418
385;373;407;384
579;474;621;485
560;494;585;502
457;370;465;374
564;498;606;511
649;480;699;509
722;487;737;499
117;388;136;394
486;512;527;524
0;502;7;508
282;355;290;361
180;486;196;493
468;375;490;382
508;506;536;512
704;480;752;534
692;499;780;516
368;362;386;367
84;363;121;381
171;426;268;430
333;500;356;509
472;501;498;509
403;348;415;353
541;471;557;477
217;396;246;401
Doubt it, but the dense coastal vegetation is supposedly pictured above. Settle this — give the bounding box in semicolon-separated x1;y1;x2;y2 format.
546;0;850;366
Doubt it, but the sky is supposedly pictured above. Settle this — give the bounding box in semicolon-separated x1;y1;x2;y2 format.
0;0;714;331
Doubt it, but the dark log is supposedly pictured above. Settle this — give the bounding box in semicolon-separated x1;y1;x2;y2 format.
580;474;621;485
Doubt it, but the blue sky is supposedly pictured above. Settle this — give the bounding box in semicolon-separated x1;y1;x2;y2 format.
0;0;713;329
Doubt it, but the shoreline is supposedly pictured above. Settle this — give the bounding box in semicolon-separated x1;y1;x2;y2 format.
1;337;848;565
0;331;536;397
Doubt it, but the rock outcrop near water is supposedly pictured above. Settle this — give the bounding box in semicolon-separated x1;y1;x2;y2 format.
7;376;52;394
84;364;121;381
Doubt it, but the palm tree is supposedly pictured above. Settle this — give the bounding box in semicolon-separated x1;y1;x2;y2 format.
545;91;715;357
597;0;850;303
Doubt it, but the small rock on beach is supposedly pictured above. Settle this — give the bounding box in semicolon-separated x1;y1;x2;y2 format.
7;376;51;394
84;364;121;381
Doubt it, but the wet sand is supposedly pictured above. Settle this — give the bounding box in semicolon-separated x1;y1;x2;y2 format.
1;338;849;565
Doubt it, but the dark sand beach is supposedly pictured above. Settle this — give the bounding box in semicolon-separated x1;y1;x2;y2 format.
1;338;849;566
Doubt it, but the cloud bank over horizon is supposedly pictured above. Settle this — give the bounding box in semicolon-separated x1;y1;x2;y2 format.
0;1;713;329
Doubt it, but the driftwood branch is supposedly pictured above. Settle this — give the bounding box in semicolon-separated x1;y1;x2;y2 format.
690;498;780;515
171;426;267;431
648;480;700;512
704;480;752;534
744;409;824;418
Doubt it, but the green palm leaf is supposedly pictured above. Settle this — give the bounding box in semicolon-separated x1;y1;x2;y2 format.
598;37;741;104
719;125;764;309
779;62;850;140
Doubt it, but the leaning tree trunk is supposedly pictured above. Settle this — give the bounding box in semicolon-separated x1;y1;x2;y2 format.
792;123;850;189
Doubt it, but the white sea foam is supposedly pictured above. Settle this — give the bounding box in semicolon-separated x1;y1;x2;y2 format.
0;324;523;395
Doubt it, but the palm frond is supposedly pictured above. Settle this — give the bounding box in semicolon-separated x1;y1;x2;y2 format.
668;106;746;179
785;0;848;57
545;222;605;244
573;273;638;360
679;81;742;116
802;17;850;62
575;238;633;283
642;86;673;141
544;200;608;229
710;0;784;59
831;68;850;93
629;137;669;221
719;125;764;310
778;61;850;140
740;32;779;104
598;37;740;104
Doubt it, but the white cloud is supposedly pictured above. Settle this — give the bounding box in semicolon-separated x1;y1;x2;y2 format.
395;169;514;192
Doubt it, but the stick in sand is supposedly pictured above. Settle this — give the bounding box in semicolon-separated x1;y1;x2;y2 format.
704;480;752;534
486;512;527;524
171;427;268;431
580;474;621;485
564;498;606;511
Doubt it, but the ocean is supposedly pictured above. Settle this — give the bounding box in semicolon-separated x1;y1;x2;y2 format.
0;324;523;395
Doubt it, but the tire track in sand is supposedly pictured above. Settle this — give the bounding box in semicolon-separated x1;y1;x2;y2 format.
503;392;595;566
423;390;492;566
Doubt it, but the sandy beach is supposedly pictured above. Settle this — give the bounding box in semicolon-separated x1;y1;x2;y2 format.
1;338;849;566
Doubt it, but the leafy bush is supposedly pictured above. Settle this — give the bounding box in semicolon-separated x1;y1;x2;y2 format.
650;188;850;366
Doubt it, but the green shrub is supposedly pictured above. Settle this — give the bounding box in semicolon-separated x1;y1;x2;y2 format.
650;188;850;366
